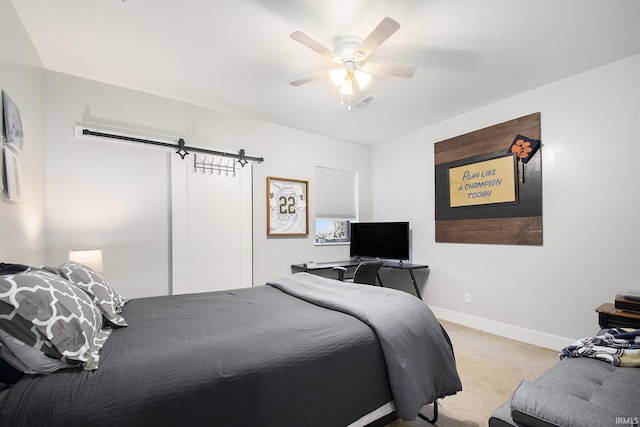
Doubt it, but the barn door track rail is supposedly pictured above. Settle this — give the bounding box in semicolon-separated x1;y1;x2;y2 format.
77;127;264;167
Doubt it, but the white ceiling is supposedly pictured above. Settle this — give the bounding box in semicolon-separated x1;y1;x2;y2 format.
11;0;640;145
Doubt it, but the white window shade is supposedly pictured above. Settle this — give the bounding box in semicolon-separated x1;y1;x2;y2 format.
315;167;357;219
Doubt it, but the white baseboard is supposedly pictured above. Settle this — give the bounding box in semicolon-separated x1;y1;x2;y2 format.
430;306;575;351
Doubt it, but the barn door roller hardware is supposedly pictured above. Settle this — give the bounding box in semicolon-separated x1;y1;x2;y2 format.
79;128;263;167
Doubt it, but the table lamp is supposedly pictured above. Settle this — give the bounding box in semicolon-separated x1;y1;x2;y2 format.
69;249;104;273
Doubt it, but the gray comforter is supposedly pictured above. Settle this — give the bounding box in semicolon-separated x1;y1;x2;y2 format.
268;273;462;420
0;273;460;426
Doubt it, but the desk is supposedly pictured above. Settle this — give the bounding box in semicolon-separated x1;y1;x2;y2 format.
291;260;429;299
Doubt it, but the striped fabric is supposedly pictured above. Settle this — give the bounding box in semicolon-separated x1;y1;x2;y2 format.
560;328;640;367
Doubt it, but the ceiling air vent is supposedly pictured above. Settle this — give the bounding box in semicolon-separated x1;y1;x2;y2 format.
351;95;379;109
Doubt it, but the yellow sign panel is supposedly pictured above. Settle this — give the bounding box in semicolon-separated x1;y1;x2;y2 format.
449;155;517;207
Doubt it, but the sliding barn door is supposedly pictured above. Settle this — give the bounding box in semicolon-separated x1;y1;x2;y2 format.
171;156;253;294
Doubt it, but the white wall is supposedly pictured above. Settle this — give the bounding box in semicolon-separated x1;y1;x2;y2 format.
43;71;372;298
0;0;46;264
372;54;640;348
252;130;372;285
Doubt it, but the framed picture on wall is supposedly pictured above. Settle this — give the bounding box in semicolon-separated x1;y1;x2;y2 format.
2;91;24;153
267;176;309;236
2;146;23;202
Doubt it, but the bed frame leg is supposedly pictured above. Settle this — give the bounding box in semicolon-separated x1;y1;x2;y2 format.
418;400;438;424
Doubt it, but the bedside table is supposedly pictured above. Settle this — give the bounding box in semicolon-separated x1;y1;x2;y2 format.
595;303;640;329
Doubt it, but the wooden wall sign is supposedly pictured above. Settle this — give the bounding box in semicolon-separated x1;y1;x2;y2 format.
434;113;542;245
448;154;518;208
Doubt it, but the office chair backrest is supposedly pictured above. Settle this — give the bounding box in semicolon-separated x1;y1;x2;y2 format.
352;261;384;286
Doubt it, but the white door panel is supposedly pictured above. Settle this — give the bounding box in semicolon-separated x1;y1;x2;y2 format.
171;156;252;294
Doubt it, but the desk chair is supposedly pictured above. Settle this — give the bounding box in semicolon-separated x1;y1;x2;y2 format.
333;260;383;286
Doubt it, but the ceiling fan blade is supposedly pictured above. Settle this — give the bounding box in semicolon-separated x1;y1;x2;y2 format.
290;31;335;59
290;70;331;86
357;17;401;59
367;63;417;78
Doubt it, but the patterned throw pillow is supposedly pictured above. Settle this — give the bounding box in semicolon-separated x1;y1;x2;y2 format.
46;262;128;327
0;300;77;374
0;268;111;370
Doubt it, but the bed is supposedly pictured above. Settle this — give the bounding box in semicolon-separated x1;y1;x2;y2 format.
0;263;461;427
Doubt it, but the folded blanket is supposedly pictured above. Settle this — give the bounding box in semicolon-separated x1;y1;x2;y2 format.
560;328;640;367
268;272;462;421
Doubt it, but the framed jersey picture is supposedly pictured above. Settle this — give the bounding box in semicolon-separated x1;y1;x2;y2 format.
267;176;309;236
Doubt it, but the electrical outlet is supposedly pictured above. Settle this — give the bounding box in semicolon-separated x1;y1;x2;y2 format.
464;293;471;304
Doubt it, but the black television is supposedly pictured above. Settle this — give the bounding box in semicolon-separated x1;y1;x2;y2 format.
349;221;410;261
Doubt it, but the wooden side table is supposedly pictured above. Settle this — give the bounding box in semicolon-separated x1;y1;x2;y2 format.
595;303;640;329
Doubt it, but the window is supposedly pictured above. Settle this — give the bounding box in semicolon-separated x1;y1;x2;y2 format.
315;218;351;244
314;166;357;245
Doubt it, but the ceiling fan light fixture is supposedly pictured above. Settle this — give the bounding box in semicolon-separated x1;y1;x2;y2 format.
353;69;371;89
289;18;412;110
339;78;354;95
330;67;348;86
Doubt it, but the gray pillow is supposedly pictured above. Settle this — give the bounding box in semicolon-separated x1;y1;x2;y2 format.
46;262;127;327
0;330;76;374
0;268;111;370
0;300;77;374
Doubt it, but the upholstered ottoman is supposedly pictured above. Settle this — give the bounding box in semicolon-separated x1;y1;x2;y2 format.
489;356;640;427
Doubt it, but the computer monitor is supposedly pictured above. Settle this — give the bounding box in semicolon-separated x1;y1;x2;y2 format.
349;221;410;261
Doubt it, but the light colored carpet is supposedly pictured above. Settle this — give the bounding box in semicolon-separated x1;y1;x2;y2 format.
386;320;559;427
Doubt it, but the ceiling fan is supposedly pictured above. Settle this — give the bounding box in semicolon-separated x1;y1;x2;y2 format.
289;17;417;107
